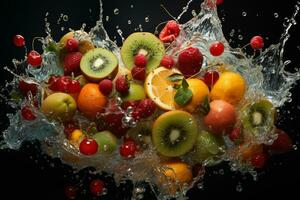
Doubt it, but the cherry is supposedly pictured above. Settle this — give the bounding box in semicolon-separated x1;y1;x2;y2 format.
250;36;264;50
229;127;241;141
27;50;42;67
131;66;146;81
19;80;38;97
21;106;36;120
120;139;138;158
64;185;77;199
216;0;224;6
79;138;98;155
203;71;219;88
99;79;113;96
251;152;268;168
267;129;293;153
65;38;79;52
13;35;25;47
209;41;225;56
134;54;147;67
89;179;104;196
115;76;129;94
137;99;156;118
160;55;175;69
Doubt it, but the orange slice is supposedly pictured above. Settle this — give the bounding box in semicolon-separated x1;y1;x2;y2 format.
145;67;181;110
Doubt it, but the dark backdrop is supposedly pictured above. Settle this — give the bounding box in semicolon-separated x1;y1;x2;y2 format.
0;0;300;199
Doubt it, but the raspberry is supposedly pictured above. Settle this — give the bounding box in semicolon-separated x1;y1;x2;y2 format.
63;52;83;75
178;47;203;78
115;76;129;94
121;100;140;111
89;179;104;196
160;55;175;69
131;66;146;81
137;99;156;118
65;38;79;52
159;20;180;43
134;54;147;67
99;79;113;96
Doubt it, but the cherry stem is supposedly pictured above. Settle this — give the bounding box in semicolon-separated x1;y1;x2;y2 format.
160;4;178;22
31;37;44;51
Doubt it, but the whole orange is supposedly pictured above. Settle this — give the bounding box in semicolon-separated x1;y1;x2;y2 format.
77;83;107;119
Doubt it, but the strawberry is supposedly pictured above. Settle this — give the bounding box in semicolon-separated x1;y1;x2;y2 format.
159;20;180;43
160;55;175;69
134;54;147;67
63;52;83;75
131;66;146;81
115;75;129;94
177;47;203;78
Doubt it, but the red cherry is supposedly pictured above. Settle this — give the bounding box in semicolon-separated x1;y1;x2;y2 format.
13;35;25;47
131;66;146;81
65;38;79;52
203;71;219;88
251;153;268;168
89;179;104;196
64;185;77;199
115;76;129;94
134;54;147;67
79;138;98;155
27;50;42;67
18;80;38;97
21;106;36;120
137;99;156;118
63;121;78;138
68;80;81;93
209;41;225;56
160;55;175;69
229;128;241;141
99;79;113;96
120;139;138;158
267;129;293;154
250;36;264;50
216;0;223;6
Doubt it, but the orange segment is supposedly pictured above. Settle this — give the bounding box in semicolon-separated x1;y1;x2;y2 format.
145;67;181;110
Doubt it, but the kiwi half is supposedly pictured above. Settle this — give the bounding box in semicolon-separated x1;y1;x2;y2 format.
80;48;118;82
241;99;275;135
121;32;165;73
152;110;198;157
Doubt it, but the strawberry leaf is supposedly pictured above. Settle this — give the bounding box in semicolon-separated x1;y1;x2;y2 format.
167;73;184;82
174;87;193;106
182;78;189;89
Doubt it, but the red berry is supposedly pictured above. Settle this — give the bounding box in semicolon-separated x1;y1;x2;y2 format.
21;106;36;120
178;47;203;78
216;0;223;6
65;38;79;52
19;80;38;97
115;76;129;94
121;100;139;111
120;139;138;158
251;153;268;168
13;35;25;47
63;121;78;138
68;80;81;93
89;179;104;196
64;185;77;199
63;52;83;75
203;71;219;88
267;129;293;153
56;76;71;92
131;109;142;121
27;50;42;67
159;20;180;43
99;79;113;96
209;41;225;56
160;55;175;69
137;99;156;118
79;138;98;155
229;128;241;141
131;66;146;81
134;54;147;67
250;36;264;50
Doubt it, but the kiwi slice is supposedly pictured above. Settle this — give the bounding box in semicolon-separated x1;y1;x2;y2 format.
80;48;118;82
121;32;165;73
127;121;153;149
152;110;198;157
191;130;224;165
241;99;275;135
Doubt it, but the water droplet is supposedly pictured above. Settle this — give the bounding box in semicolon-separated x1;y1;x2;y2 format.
197;182;204;189
236;182;243;192
130;5;134;8
128;20;132;24
191;10;197;17
242;11;247;17
238;35;244;40
230;29;235;37
106;16;109;22
114;8;119;15
274;13;279;18
139;24;143;31
61;27;65;31
145;16;150;23
63;15;68;21
292;144;298;150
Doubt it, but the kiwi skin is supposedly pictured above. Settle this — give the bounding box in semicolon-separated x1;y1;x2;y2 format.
152;110;198;157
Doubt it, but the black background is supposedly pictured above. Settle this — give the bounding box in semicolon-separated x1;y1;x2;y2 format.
0;0;300;199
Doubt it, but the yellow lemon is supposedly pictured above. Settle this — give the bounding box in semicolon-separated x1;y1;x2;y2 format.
210;71;246;105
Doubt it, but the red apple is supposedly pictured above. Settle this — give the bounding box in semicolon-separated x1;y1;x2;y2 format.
204;100;236;135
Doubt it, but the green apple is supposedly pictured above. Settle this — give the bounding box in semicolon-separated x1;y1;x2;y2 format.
122;82;146;101
191;131;224;165
92;131;117;154
41;92;77;121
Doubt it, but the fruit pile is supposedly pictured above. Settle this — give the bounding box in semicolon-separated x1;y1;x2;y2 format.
11;13;293;196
